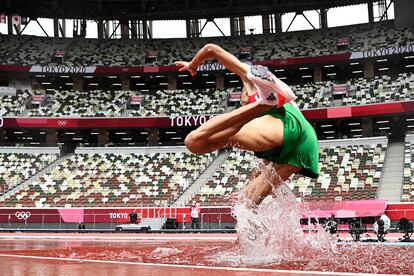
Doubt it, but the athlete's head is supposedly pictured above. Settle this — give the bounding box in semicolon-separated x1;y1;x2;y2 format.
247;65;296;107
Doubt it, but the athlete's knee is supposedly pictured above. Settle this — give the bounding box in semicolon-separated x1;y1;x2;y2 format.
185;131;207;154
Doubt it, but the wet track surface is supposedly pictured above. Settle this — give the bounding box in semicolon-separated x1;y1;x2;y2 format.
0;234;413;275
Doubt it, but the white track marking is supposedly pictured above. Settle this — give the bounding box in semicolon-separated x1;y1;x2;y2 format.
0;253;409;276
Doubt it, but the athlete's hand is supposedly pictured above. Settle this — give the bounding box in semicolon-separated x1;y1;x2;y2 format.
175;61;197;77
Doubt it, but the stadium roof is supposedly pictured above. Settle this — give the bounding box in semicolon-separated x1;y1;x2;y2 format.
2;0;372;21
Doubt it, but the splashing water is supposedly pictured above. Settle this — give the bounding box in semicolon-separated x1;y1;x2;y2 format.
215;163;337;265
151;247;183;258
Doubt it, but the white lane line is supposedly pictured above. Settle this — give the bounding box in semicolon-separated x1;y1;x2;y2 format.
0;253;408;276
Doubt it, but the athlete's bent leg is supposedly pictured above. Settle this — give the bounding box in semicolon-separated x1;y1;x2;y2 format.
185;101;276;154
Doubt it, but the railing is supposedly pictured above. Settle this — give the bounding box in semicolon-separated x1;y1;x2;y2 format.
0;211;384;234
199;212;235;229
0;211;234;230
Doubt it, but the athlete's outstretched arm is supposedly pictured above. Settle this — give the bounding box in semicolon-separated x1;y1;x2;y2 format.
175;43;250;81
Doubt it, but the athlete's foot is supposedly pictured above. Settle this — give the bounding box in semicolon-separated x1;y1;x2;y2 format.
247;65;297;107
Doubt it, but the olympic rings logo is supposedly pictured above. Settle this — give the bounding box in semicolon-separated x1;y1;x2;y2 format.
15;211;31;220
57;120;68;126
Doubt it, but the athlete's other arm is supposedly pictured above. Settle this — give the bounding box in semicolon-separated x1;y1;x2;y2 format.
176;43;297;108
175;43;250;82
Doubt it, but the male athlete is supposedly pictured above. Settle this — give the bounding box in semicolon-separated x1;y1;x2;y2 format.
176;43;319;205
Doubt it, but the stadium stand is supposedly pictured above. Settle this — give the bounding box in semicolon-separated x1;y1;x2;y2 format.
0;21;412;66
294;73;414;109
191;138;387;205
8;36;72;66
0;89;30;117
25;89;124;117
126;88;228;117
2;150;217;207
0;152;59;197
402;135;414;202
0;35;30;64
1;74;413;117
292;139;386;203
10;88;228;117
191;149;256;205
330;73;414;107
0;138;387;207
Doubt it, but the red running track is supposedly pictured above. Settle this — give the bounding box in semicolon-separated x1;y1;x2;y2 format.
0;233;413;276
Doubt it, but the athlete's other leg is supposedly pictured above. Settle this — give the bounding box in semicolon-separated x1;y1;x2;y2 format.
185;101;283;154
243;164;300;205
